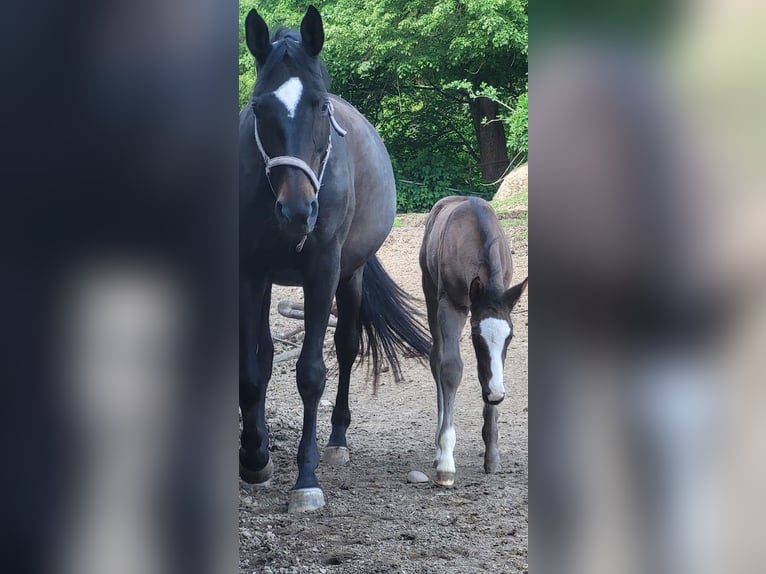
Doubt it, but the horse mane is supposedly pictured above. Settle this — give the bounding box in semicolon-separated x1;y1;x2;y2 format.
468;197;504;290
255;27;331;92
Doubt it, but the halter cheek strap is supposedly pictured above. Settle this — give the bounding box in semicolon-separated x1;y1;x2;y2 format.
253;99;347;197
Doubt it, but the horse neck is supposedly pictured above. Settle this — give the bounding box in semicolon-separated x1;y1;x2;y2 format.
480;242;507;291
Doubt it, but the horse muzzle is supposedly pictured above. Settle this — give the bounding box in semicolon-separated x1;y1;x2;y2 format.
275;196;318;236
482;389;506;405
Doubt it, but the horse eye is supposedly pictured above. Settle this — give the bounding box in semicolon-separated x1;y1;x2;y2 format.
320;102;329;115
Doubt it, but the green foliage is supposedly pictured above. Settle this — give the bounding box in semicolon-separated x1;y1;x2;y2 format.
392;156;481;213
505;86;528;161
239;0;527;211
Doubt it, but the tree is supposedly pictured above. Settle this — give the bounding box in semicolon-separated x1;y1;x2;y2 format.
322;0;527;181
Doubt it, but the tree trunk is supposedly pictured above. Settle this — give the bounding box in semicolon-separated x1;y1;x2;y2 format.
469;96;509;182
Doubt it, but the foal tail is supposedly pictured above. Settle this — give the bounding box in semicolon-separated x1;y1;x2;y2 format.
359;255;431;390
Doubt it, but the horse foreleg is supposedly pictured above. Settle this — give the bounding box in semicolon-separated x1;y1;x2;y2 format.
482;403;501;473
290;257;340;513
423;274;443;468
239;279;274;484
432;343;444;469
325;269;363;465
434;299;467;487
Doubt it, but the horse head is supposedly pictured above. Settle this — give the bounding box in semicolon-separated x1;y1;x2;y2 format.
245;6;335;244
469;277;528;404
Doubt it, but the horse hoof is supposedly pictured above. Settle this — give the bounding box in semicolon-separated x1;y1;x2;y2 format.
484;461;502;474
288;488;325;513
324;446;349;465
434;471;455;487
239;458;274;485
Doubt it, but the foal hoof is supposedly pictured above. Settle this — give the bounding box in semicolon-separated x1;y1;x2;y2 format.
484;461;502;474
239;458;274;485
324;446;350;465
434;471;456;487
288;488;325;513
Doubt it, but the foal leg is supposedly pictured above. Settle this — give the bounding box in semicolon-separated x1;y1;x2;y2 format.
289;257;340;513
325;269;363;465
239;279;275;484
433;352;445;469
434;299;467;486
482;403;502;473
422;275;443;468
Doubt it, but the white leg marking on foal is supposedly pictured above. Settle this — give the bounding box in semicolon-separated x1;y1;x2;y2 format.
480;317;511;402
435;412;443;459
273;77;303;119
436;426;456;473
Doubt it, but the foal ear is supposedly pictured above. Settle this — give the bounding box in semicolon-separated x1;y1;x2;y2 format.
503;277;528;311
469;276;484;304
245;9;271;66
301;5;325;57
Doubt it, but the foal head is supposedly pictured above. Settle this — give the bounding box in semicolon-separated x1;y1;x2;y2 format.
245;6;331;240
469;277;528;404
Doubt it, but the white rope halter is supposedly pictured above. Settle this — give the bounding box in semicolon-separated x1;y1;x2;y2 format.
253;98;347;198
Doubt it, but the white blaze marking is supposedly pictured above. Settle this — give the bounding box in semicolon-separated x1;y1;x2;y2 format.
273;77;303;118
480;317;511;402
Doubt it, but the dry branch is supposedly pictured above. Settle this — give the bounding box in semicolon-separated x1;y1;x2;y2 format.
277;300;338;327
273;336;300;348
278;300;304;313
274;348;301;363
276;325;305;340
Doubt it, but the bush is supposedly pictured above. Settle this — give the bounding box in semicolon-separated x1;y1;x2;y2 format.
392;155;489;213
393;157;455;213
505;88;528;161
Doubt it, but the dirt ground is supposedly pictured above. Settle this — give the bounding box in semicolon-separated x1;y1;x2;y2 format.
240;212;528;574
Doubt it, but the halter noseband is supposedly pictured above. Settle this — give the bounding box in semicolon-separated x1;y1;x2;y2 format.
253;98;347;198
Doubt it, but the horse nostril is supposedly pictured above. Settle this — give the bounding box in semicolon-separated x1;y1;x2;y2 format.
275;201;289;222
309;199;318;219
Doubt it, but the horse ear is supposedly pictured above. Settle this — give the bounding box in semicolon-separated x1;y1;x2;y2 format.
469;277;484;304
503;277;528;311
245;9;271;66
301;5;325;57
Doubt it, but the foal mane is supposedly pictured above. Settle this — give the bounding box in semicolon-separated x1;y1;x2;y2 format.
254;27;331;93
469;197;504;289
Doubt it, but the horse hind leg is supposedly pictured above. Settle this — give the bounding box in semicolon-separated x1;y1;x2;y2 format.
482;403;501;473
325;270;363;465
239;280;275;485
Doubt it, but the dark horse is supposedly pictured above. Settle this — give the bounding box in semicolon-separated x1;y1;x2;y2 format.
239;6;430;512
420;196;527;486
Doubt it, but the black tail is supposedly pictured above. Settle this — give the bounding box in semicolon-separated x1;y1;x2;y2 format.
359;255;431;390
